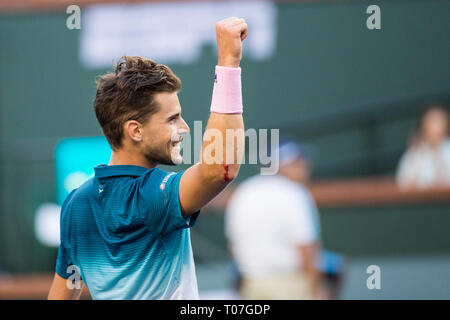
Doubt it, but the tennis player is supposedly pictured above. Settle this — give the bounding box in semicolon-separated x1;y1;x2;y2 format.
48;17;247;300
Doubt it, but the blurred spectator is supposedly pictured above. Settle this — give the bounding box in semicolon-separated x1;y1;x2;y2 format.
396;105;450;189
225;140;329;300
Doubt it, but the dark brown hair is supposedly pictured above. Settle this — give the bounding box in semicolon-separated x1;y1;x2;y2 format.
94;56;181;150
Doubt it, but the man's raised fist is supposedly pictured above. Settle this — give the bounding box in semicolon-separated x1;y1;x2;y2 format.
216;17;248;68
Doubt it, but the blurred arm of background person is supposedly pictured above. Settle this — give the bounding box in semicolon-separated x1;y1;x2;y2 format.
298;243;325;299
396;105;450;190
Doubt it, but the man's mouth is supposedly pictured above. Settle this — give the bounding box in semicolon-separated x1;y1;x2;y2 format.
171;138;182;147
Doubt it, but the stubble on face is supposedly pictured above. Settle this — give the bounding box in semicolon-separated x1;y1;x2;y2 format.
142;141;174;166
141;92;185;166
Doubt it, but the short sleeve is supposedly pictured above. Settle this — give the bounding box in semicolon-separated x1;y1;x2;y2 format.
284;187;320;245
55;244;71;279
138;169;199;236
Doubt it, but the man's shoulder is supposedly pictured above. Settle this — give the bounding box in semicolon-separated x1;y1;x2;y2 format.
151;168;180;181
137;167;183;189
62;177;96;208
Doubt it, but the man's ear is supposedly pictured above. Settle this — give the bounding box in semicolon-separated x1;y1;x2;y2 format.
124;120;143;143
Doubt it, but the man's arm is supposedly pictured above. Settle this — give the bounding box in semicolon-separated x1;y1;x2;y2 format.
179;17;248;216
298;243;326;299
48;273;84;300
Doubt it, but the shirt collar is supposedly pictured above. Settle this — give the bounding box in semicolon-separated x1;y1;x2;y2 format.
94;164;152;178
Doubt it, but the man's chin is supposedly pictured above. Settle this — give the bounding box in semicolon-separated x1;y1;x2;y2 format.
170;154;183;165
144;145;183;166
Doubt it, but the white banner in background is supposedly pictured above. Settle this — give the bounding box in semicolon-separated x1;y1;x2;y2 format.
80;1;277;68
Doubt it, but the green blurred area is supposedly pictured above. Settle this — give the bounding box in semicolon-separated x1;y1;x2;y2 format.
0;0;449;274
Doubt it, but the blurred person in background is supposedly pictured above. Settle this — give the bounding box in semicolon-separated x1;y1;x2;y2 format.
396;105;450;189
225;140;329;300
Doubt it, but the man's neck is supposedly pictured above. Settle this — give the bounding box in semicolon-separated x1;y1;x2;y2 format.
108;149;156;169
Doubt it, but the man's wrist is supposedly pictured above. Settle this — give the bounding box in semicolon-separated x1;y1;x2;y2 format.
217;58;240;68
210;65;243;114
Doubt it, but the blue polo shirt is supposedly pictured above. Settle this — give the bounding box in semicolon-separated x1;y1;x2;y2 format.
55;164;200;300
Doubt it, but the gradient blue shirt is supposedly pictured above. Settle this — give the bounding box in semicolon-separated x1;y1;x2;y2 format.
55;164;200;300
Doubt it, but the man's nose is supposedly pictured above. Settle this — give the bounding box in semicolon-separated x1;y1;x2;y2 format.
178;117;190;134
